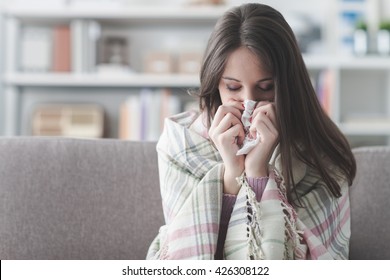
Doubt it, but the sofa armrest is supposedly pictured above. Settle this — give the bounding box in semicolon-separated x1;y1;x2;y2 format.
349;146;390;259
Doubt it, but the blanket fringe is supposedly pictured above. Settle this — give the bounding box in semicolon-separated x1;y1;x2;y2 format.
272;168;303;259
237;173;265;260
238;169;304;260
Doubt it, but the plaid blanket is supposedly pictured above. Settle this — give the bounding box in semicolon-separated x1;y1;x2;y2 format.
147;111;350;260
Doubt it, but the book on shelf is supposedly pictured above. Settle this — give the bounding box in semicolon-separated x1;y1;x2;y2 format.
52;25;72;72
71;20;101;73
315;69;334;116
20;27;52;72
20;25;73;73
119;89;182;141
85;21;101;72
20;21;102;74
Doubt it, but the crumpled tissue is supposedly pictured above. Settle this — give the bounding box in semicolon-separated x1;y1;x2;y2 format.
236;100;260;155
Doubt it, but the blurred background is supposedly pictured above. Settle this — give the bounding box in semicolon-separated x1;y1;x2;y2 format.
0;0;390;147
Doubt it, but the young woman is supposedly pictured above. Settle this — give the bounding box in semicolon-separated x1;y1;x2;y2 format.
147;3;356;260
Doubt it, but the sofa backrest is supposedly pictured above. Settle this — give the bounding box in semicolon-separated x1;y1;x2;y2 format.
0;138;164;259
0;138;389;260
349;146;390;260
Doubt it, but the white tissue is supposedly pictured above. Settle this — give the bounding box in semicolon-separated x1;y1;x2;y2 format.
236;100;260;155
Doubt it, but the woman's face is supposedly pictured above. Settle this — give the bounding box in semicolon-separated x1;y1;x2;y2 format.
218;46;275;106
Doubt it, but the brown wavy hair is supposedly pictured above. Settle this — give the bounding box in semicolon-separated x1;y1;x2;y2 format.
198;3;356;200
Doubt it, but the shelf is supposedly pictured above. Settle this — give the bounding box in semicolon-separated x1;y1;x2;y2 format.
5;55;390;87
3;73;200;88
303;55;390;70
337;56;390;70
339;121;390;135
303;55;337;69
3;6;226;22
338;1;366;11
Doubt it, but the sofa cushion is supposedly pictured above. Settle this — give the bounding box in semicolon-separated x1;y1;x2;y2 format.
0;138;164;259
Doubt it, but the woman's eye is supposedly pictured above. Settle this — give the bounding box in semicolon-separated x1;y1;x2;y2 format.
226;85;241;91
259;84;274;91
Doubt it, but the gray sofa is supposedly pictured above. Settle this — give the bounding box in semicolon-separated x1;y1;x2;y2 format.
0;137;389;260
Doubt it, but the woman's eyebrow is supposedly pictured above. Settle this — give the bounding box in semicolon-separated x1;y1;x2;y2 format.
222;76;273;83
222;76;241;82
257;77;273;83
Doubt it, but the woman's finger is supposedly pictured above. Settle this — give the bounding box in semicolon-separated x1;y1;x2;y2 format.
249;113;278;141
252;102;278;129
212;112;243;141
219;123;245;146
211;104;242;130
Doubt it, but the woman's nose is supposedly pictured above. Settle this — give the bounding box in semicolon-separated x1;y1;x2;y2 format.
242;89;257;101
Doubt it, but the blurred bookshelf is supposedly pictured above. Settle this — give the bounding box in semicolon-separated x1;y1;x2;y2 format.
1;0;390;146
3;73;200;87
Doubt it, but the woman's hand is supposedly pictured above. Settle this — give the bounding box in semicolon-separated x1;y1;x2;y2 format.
209;102;245;194
245;102;279;178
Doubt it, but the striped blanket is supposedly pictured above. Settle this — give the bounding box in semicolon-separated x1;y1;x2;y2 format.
147;111;350;260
